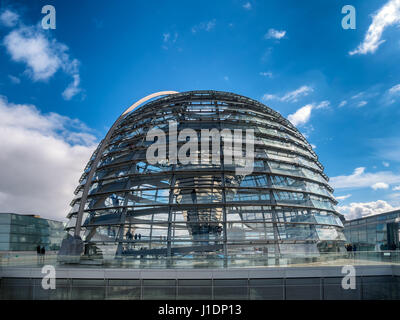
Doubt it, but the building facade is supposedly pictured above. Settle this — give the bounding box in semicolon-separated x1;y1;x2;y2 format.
62;90;345;264
344;209;400;251
0;213;65;251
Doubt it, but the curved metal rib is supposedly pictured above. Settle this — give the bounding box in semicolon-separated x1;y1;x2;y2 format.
74;91;179;237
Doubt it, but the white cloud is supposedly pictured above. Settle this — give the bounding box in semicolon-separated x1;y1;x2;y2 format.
357;100;368;107
288;104;313;126
161;32;178;50
371;182;390;190
383;161;390;167
62;74;81;100
8;75;20;84
385;83;400;104
4;26;64;81
207;20;216;31
350;0;400;55
3;15;82;99
243;2;252;10
192;19;216;33
0;96;97;221
335;194;352;201
393;186;400;191
259;71;273;78
310;144;316;149
265;28;286;39
330;167;400;189
163;32;177;43
281;86;313;102
351;92;365;99
0;9;19;27
263;85;313;103
287;100;330;127
350;90;379;106
339;100;347;107
315;100;330;109
338;200;398;220
388;83;400;94
262;93;277;100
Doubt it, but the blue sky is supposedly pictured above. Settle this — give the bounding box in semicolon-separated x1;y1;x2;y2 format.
0;0;400;221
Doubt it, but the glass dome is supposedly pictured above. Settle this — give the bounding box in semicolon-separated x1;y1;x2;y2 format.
65;90;345;265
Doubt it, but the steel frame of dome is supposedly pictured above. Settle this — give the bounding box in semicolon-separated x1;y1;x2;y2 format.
65;90;345;263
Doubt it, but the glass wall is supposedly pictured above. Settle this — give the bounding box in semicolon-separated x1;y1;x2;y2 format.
343;210;400;251
0;213;66;251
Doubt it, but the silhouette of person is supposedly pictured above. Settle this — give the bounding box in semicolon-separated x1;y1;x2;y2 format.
40;246;46;263
36;245;41;263
191;189;196;204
